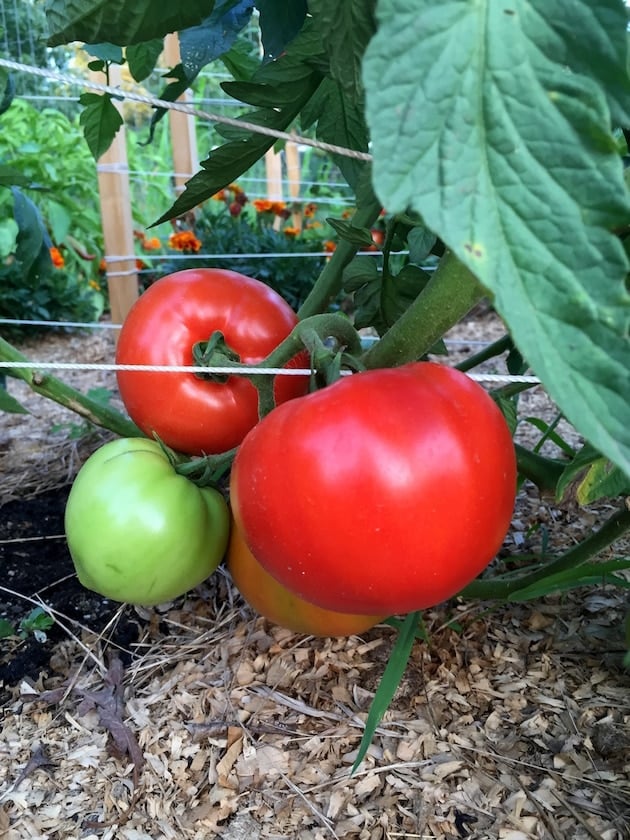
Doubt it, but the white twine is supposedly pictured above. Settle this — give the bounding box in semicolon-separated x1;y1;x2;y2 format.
0;57;373;162
0;359;541;385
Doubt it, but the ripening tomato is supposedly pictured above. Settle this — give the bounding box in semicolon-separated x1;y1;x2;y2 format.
65;438;229;605
116;268;308;455
231;362;516;616
227;520;385;636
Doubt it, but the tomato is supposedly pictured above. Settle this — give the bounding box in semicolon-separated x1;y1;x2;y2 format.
230;362;516;615
116;268;308;455
65;438;229;605
227;520;385;636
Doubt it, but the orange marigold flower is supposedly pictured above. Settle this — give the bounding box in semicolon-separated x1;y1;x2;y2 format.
341;208;353;219
50;246;65;268
283;226;300;237
136;259;148;271
304;202;317;218
141;236;161;251
271;200;287;216
212;189;226;201
229;182;243;195
323;240;336;252
253;198;273;213
168;231;202;253
98;257;107;273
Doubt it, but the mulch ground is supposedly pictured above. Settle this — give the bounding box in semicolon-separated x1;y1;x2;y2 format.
0;316;629;839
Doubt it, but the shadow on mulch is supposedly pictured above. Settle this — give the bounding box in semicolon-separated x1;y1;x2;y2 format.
0;488;140;689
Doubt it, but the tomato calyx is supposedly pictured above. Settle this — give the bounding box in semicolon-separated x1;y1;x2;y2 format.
174;446;237;488
193;312;366;417
192;331;242;383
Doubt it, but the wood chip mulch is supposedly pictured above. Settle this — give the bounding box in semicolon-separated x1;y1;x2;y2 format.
1;317;629;839
1;582;629;839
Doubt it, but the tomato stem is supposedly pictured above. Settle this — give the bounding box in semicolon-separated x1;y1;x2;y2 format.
0;335;143;438
297;197;383;319
460;503;630;601
362;251;487;369
192;331;241;382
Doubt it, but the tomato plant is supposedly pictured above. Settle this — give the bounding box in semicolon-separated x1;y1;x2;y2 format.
116;268;309;455
227;519;385;636
231;362;517;616
64;437;229;605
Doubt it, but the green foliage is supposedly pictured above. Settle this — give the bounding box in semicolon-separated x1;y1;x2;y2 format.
157;201;330;311
363;0;630;479
0;98;104;269
0;256;103;338
352;612;425;773
46;0;217;47
79;91;124;159
0;607;55;642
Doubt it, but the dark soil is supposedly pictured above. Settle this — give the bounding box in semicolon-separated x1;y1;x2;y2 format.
0;488;140;688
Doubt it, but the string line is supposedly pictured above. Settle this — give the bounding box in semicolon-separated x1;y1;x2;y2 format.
0;359;541;384
0;57;372;163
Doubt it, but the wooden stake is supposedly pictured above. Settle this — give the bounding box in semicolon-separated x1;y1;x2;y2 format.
90;63;138;326
285;142;302;231
265;149;283;230
163;33;199;197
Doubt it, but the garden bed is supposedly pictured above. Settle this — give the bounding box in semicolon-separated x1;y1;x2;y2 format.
0;316;629;839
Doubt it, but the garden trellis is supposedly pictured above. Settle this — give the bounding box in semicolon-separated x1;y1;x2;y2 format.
0;2;358;328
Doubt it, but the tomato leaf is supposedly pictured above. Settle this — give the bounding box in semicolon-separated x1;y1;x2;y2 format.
0;385;28;415
556;442;630;504
300;77;370;190
508;558;630;602
351;611;421;773
86;43;124;64
179;0;254;80
308;0;376;104
79;92;123;160
125;39;163;82
152;26;323;223
256;0;307;61
327;217;375;248
46;0;216;46
364;0;630;477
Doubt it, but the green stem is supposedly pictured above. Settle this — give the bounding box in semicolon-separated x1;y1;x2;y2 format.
297;197;383;319
0;336;143;438
460;503;630;601
197;313;363;419
515;443;567;492
362;251;487;369
456;334;513;373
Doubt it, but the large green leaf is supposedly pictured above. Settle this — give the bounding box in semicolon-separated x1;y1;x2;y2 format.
46;0;216;46
301;77;370;190
153;20;325;223
364;0;630;477
308;0;376;104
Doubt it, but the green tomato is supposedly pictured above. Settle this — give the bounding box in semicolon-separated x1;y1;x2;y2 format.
64;438;229;606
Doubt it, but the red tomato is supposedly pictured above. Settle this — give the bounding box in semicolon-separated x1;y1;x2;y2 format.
227;520;385;636
116;269;308;455
230;362;516;615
